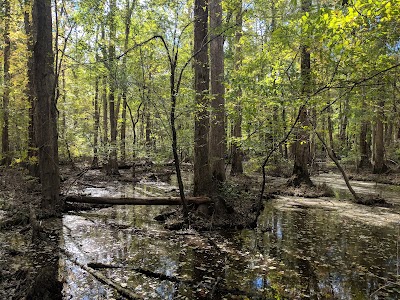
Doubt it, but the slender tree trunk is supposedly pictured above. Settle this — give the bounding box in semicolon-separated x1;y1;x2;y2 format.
289;0;313;187
282;105;288;159
209;0;226;182
24;0;39;176
230;4;244;175
193;0;211;196
107;0;119;175
327;105;335;154
61;69;73;165
102;75;108;157
33;0;62;214
1;0;11;166
145;108;151;147
120;1;134;164
373;101;388;173
339;97;349;151
359;121;372;169
92;74;100;168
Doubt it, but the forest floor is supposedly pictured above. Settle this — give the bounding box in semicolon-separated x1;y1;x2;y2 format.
0;167;62;300
1;162;400;299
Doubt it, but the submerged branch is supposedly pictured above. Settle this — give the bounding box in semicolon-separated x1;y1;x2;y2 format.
64;195;212;205
62;250;141;300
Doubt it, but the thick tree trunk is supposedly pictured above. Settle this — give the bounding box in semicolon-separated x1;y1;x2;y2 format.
373;101;388;174
230;4;244;175
33;0;62;214
1;0;11;166
209;0;226;182
290;106;313;186
193;0;211;196
289;0;313;187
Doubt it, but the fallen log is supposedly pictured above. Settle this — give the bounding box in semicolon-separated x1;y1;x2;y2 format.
64;195;213;205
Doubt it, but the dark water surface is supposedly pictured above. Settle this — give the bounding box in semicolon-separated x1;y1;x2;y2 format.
61;174;400;299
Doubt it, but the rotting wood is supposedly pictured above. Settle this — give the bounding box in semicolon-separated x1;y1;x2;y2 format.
64;195;213;205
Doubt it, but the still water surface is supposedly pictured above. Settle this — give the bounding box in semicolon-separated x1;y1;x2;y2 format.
61;173;400;299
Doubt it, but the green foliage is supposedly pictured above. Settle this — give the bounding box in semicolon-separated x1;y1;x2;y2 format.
0;0;398;171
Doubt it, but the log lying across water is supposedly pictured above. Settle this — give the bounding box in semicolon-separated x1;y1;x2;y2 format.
64;195;212;205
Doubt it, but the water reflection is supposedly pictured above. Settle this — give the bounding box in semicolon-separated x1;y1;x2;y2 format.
61;175;400;299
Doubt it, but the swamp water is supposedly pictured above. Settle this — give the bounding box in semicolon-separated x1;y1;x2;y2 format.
61;172;400;299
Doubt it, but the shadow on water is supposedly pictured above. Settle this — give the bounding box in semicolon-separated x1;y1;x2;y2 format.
61;174;400;299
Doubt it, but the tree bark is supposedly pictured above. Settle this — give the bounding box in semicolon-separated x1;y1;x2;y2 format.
33;0;62;214
107;0;119;175
230;3;244;175
339;97;349;151
92;74;100;168
1;0;11;166
373;101;388;173
120;1;134;164
24;0;39;176
289;0;313;187
358;121;372;169
209;0;226;182
102;74;108;157
193;0;211;196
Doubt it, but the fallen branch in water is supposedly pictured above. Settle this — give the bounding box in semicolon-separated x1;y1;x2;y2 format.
63;195;213;205
62;250;141;300
87;262;191;284
77;181;106;188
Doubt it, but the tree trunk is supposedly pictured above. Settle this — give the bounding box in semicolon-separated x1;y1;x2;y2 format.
33;0;62;214
230;3;244;175
24;0;39;176
120;1;134;164
209;0;226;182
327;105;335;154
107;0;119;175
289;0;313;187
1;0;11;166
358;121;372;169
92;74;100;168
193;0;211;196
339;97;349;151
282;106;288;159
102;75;108;157
101;25;108;166
373;101;388;173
